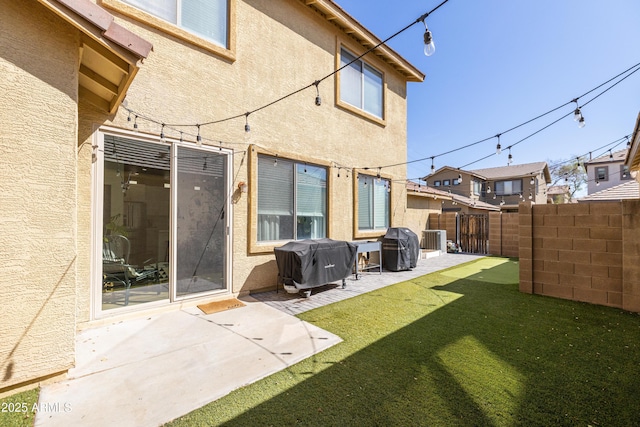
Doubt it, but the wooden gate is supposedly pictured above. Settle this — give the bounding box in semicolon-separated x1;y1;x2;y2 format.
458;214;489;254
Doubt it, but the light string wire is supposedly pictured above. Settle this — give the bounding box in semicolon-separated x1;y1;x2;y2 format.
455;64;640;171
405;134;631;185
378;60;640;172
125;0;449;132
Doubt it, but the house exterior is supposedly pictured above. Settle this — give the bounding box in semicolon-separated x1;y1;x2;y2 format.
584;149;632;194
424;162;551;212
547;185;572;204
1;0;423;394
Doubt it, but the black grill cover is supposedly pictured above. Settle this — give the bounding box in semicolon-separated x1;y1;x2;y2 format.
382;228;419;272
274;239;357;290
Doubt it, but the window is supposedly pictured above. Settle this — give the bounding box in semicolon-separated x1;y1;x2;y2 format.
257;155;327;241
494;179;523;195
620;165;632;180
122;0;228;47
358;175;390;231
453;178;460;186
473;181;482;196
339;48;384;119
596;166;608;181
443;179;450;186
433;180;441;187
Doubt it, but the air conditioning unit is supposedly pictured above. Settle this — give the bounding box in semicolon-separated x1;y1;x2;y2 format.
422;230;447;251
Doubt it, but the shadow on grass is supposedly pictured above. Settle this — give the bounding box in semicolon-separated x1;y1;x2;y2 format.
170;259;640;426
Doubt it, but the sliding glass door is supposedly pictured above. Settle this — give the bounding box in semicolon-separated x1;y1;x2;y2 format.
175;146;227;298
98;132;230;313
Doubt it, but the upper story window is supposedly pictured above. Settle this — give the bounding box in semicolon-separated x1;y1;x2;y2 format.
339;47;384;119
473;180;482;196
257;155;327;242
595;166;608;181
494;179;523;196
620;165;632;180
123;0;228;47
433;180;441;187
443;179;451;186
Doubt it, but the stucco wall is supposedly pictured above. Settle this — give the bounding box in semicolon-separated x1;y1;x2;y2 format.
0;0;78;390
405;195;442;243
75;0;413;320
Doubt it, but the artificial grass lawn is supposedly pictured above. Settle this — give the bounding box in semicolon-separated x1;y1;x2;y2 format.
0;388;39;427
167;256;639;426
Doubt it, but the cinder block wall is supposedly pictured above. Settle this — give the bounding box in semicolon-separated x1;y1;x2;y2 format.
488;212;519;257
518;201;640;312
427;213;457;245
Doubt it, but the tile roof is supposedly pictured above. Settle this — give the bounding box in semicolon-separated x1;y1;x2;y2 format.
585;149;627;165
578;180;639;202
470;161;549;181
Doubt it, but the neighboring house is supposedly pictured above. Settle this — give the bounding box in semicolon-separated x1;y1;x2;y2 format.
1;0;423;394
405;181;451;239
423;162;551;212
584;149;632;194
547;185;571;204
577;180;640;202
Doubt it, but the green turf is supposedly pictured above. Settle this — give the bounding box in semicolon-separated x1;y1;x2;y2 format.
163;257;639;425
0;388;39;427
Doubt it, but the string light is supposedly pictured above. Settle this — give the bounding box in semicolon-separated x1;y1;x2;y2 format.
314;80;322;106
160;123;166;142
133;115;138;132
507;147;513;165
496;134;502;155
244;113;251;133
196;124;202;145
430;157;435;173
422;21;435;56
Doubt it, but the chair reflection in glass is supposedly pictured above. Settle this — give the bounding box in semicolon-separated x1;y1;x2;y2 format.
103;234;157;306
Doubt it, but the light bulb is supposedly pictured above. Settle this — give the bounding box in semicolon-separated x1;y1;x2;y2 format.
423;30;435;56
496;143;501;155
574;108;582;122
508;154;513;164
315;95;322;106
578;117;586;128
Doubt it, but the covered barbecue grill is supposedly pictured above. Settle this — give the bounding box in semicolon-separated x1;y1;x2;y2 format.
274;238;357;297
382;227;420;272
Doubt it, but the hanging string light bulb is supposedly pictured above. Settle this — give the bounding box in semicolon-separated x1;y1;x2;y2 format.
160;123;166;142
314;80;322;106
421;19;435;56
573;99;585;128
507;147;513;165
486;183;492;194
496;134;502;155
133;115;139;132
430;157;435;174
244;113;251;133
196;124;202;145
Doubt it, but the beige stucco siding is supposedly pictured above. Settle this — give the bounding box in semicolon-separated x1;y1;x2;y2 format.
0;0;78;390
75;0;412;320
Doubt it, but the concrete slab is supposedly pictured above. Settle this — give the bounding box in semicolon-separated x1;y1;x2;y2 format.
35;300;341;427
35;252;484;426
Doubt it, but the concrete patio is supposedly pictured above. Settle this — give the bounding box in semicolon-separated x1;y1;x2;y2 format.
35;253;483;427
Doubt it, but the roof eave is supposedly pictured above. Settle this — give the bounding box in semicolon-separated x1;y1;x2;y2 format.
302;0;425;83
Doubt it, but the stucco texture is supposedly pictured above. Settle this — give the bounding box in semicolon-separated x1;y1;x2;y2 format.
73;0;414;311
0;0;78;390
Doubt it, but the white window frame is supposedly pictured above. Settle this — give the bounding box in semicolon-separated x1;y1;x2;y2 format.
338;46;385;121
256;154;327;243
357;175;390;232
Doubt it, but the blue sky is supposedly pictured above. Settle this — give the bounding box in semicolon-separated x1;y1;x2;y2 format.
335;0;640;184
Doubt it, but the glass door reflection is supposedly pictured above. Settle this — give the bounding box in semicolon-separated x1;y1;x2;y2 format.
175;146;227;297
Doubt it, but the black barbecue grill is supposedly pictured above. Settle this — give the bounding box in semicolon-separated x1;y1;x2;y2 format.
274;238;357;297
